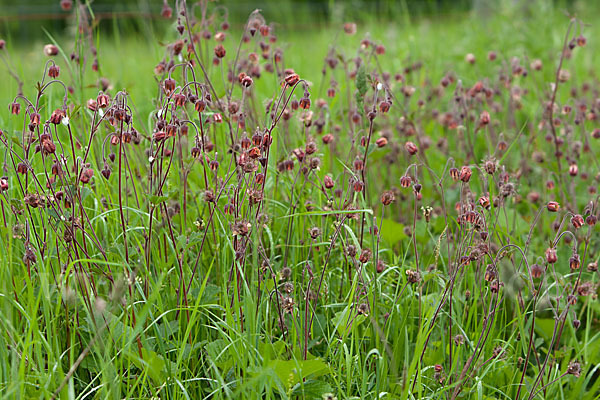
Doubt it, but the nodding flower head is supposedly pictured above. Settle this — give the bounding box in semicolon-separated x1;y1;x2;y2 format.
284;72;300;86
545;247;557;264
10;102;21;115
44;44;59;56
381;190;395;206
547;201;560;212
569;254;581;271
48;65;60;78
97;93;110;108
571;214;584;229
162;78;176;96
459;166;472;182
161;1;173;18
214;44;226;58
376;137;388;147
400;175;412;188
404;141;418;155
531;263;543;279
567;361;581;377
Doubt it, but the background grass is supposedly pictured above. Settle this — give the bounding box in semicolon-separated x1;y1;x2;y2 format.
0;0;599;399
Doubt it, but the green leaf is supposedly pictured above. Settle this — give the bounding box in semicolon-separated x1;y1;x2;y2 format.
269;358;330;388
380;218;407;245
291;379;332;397
127;348;171;385
148;194;169;205
332;306;366;337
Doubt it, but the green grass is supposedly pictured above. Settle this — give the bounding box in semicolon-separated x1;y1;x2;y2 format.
0;0;599;399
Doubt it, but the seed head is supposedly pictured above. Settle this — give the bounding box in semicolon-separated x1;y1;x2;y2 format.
380;190;395;206
357;303;369;315
309;227;321;240
454;334;465;346
359;248;372;263
567;361;581;377
406;269;421;284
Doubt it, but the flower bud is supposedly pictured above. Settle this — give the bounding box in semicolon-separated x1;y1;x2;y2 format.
547;201;560;212
404;141;418;155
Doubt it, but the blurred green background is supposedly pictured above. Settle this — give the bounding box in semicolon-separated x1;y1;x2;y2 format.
0;0;590;41
0;0;598;117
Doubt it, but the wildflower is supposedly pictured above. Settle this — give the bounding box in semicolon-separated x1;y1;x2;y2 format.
406;269;421;284
44;44;59;56
381;190;395;205
567;361;581;377
375;137;388;147
161;1;172;18
400;175;412;188
545;247;557;264
343;22;357;35
531;263;543;279
571;214;584;229
459;166;472;182
465;53;476;64
405;141;418;155
359;248;372;264
450;167;459;181
547;201;560;212
48;65;60;78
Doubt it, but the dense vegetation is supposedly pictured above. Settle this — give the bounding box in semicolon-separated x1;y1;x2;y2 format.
0;0;599;399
